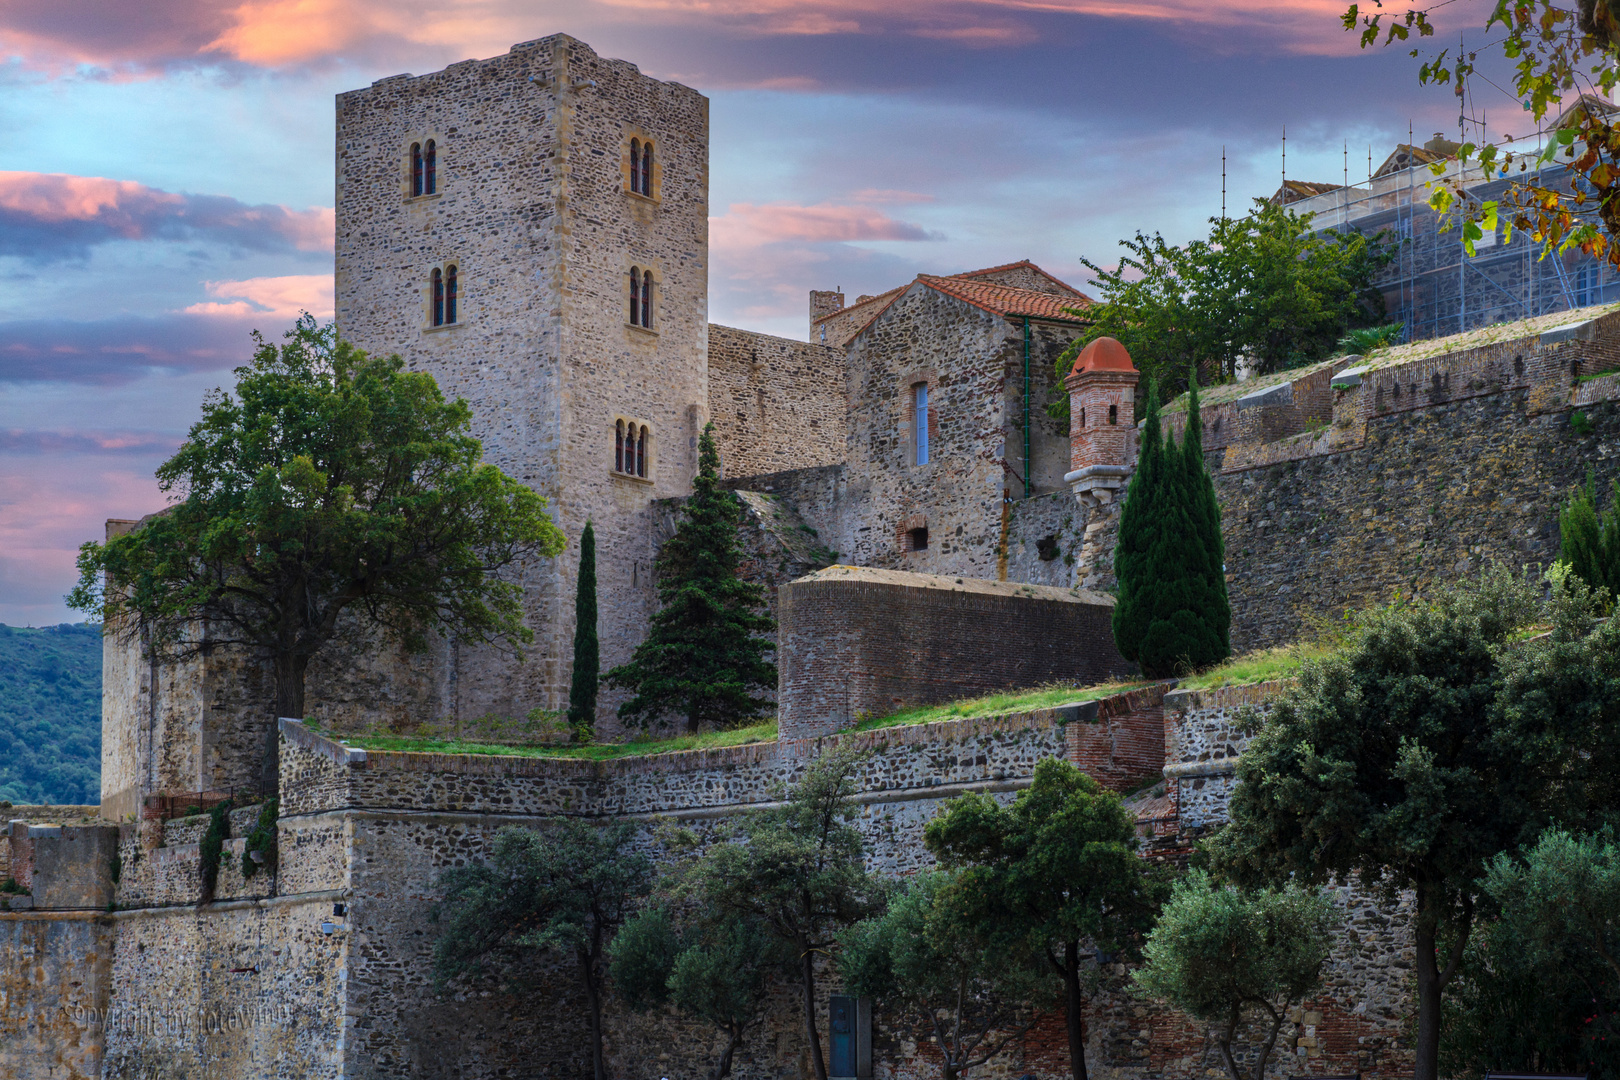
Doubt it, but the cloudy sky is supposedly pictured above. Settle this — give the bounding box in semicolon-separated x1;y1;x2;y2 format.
0;0;1500;625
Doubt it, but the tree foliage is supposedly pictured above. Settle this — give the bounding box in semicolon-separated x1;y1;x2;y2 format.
839;870;1053;1080
611;903;790;1080
924;757;1164;1080
1057;201;1388;395
67;316;566;777
1559;468;1620;601
0;623;100;805
1208;566;1620;1080
1112;377;1231;677
674;745;886;1080
569;520;600;740
1344;0;1620;263
433;821;652;1080
1133;871;1337;1080
607;423;775;734
1442;827;1620;1080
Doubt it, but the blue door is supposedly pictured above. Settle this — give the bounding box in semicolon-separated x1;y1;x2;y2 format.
829;995;856;1077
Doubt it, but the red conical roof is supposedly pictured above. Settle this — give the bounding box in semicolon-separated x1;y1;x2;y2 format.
1071;336;1136;375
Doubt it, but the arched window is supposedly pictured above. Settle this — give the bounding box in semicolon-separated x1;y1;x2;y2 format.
629;266;641;325
615;421;625;473
445;265;458;324
630;139;642;195
424;139;437;195
431;268;444;326
636;426;647;477
639;141;653;196
411;143;424;197
640;270;653;328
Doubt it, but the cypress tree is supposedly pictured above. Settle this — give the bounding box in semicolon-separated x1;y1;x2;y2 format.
1111;376;1231;677
1559;468;1620;597
606;423;776;734
1111;378;1163;666
568;520;599;740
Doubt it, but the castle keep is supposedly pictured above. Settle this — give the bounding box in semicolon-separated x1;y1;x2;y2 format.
5;31;1620;1080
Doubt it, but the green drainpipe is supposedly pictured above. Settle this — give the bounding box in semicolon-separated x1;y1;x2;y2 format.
1022;316;1032;499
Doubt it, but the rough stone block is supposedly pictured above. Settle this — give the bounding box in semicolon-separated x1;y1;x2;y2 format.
26;824;119;910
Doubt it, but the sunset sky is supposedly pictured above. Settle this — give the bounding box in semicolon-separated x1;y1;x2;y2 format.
0;0;1499;624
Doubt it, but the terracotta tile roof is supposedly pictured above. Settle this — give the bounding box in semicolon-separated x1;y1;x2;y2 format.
949;259;1090;298
917;274;1092;322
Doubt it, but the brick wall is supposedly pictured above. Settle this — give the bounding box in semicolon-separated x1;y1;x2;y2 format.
1066;684;1170;791
708;324;846;478
776;565;1129;738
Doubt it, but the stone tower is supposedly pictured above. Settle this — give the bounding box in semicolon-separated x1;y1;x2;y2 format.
335;36;710;730
1065;336;1138;498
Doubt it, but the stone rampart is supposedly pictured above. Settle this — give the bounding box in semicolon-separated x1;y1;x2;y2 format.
776;565;1128;739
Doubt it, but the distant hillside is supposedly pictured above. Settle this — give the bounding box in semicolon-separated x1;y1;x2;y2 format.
0;623;100;805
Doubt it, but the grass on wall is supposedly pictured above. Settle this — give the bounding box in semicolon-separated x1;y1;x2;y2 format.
312;720;780;761
310;645;1334;762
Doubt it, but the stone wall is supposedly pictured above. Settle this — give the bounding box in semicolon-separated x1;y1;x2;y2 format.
709;324;846;477
775;566;1128;739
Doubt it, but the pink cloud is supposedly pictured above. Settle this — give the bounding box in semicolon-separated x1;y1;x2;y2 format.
0;172;333;260
712;201;943;247
0;0;1384;72
183;274;336;319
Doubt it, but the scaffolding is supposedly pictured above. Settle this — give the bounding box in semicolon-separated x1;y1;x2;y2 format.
1287;151;1618;342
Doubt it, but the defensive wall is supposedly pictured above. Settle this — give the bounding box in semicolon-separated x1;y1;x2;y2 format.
776;566;1128;738
3;677;1424;1080
1064;307;1620;642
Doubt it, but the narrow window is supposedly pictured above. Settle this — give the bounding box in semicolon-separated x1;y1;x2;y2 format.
1108;404;1117;425
629;266;641;325
641;270;653;328
908;526;929;551
630;139;642;194
411;143;423;197
424;139;437;195
636;426;647;477
431;268;444;327
913;383;930;465
640;141;653;197
1079;407;1086;428
615;421;625;472
445;265;458;324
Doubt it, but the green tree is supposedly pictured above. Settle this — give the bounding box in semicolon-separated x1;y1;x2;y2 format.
678;745;886;1080
67;316;564;783
611;904;789;1080
1133;871;1337;1080
1442;828;1620;1080
1111;377;1230;677
606;423;775;734
569;520;600;739
839;870;1053;1080
924;757;1164;1080
1057;201;1388;394
1209;567;1620;1080
1559;468;1620;600
433;820;652;1080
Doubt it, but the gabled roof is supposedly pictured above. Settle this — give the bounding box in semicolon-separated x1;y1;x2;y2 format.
1374;143;1449;179
950;259;1090;299
1272;179;1343;205
917;274;1091;322
810;261;1092;347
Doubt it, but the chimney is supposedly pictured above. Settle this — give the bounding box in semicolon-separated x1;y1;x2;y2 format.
809;289;843;342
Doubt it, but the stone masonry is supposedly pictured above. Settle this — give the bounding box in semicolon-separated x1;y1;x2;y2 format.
776;566;1127;738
